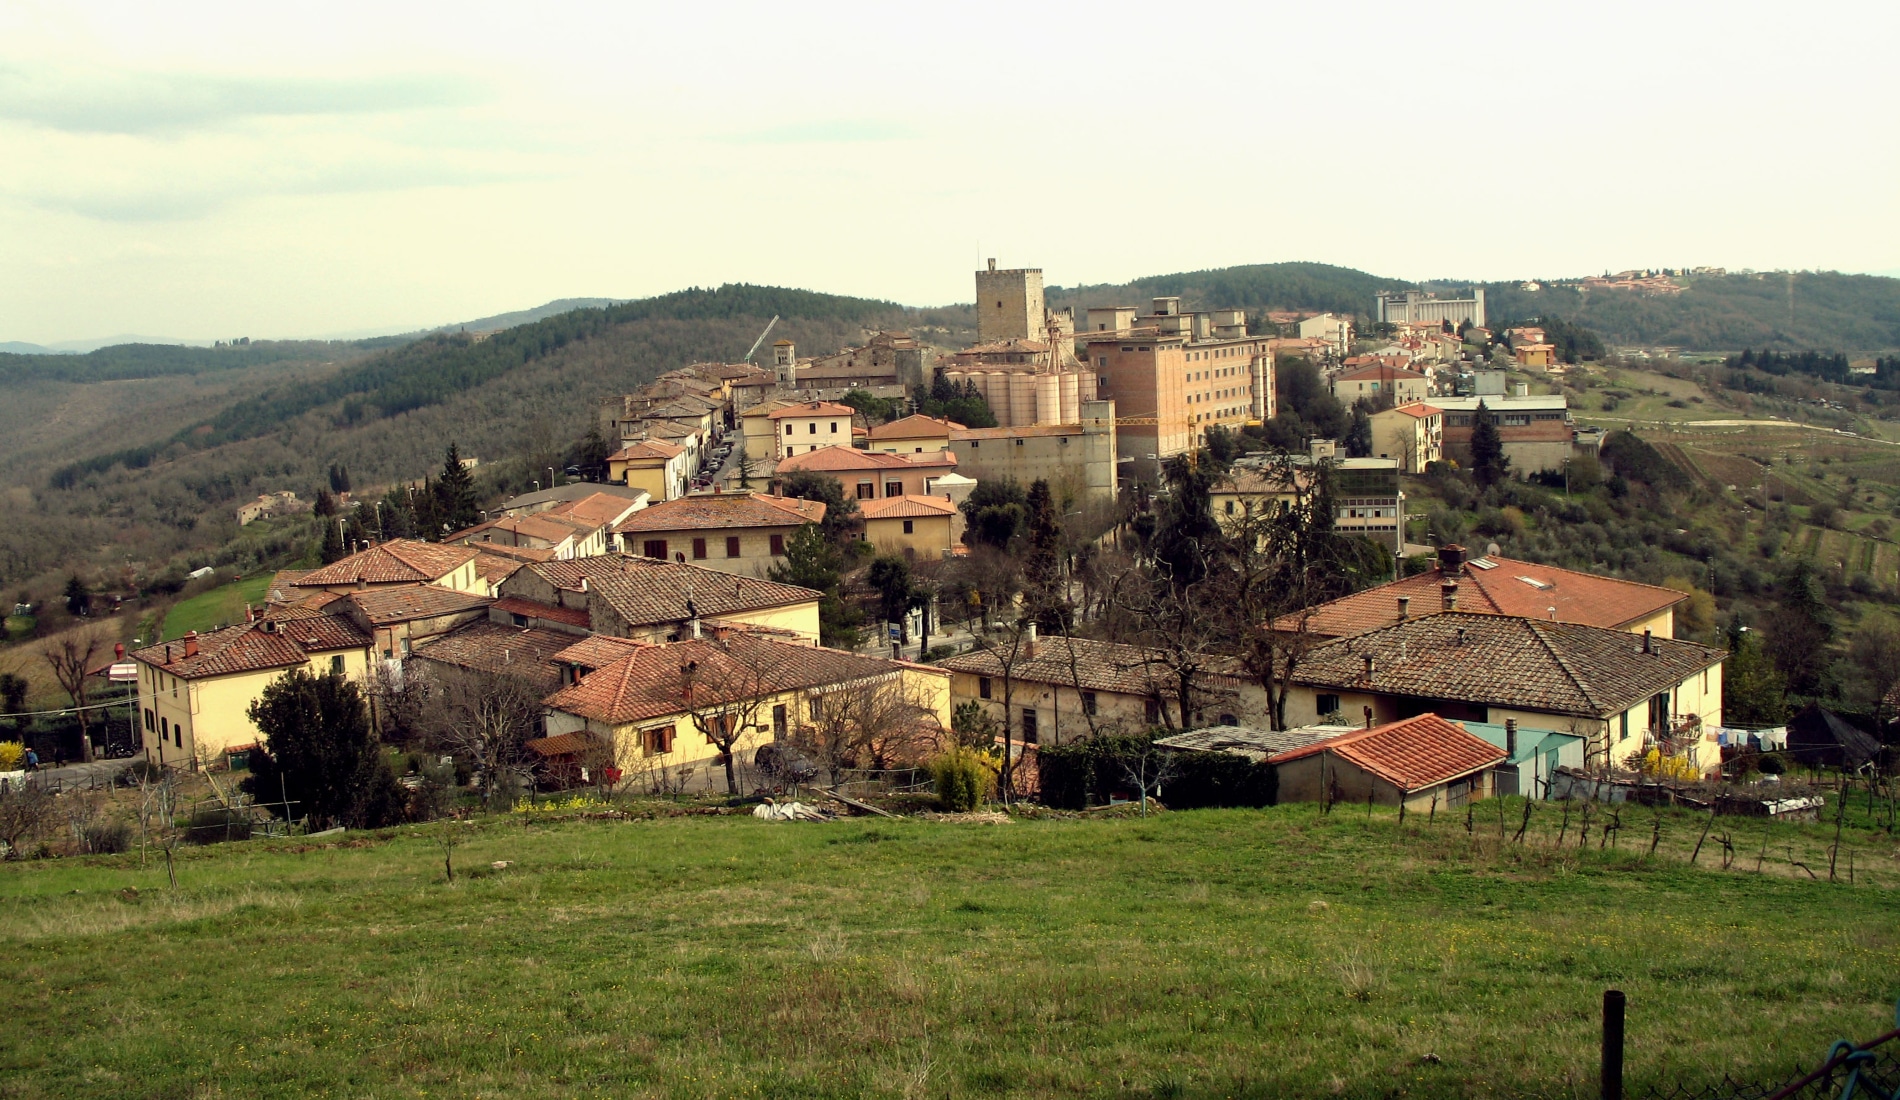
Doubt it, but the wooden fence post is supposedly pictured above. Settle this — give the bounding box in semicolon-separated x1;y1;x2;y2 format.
1602;989;1625;1100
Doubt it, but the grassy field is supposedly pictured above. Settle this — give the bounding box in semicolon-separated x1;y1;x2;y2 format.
159;574;272;641
0;804;1894;1099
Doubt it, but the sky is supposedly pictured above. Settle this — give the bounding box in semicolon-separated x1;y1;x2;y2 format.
2;0;1897;345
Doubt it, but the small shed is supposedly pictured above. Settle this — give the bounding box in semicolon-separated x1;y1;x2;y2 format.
1454;719;1586;799
1785;704;1880;770
1271;713;1507;811
525;730;610;789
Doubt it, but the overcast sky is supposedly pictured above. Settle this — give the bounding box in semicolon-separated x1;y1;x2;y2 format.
3;0;1896;345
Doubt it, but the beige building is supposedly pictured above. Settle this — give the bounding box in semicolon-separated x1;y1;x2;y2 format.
609;439;689;502
542;630;951;791
1368;402;1443;472
1331;364;1429;406
612;491;826;574
1079;297;1276;461
769;400;858;460
939;633;1267;747
867;414;964;454
492;555;824;644
860;495;959;559
774;446;960;500
132;611;373;767
949;404;1118;506
1281;611;1726;774
1297;313;1353;357
290;540;485;598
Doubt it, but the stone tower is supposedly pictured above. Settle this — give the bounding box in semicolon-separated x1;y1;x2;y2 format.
974;258;1044;345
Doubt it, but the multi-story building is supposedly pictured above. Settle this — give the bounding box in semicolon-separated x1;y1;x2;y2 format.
948;402;1118;506
612;491;826;575
768;400;858;460
975;259;1045;345
774;446;960;500
1331;364;1430;406
1368;402;1443;473
1078;297;1275;462
1298;312;1354;357
1374;289;1486;328
1431;394;1573;474
1211;446;1404;558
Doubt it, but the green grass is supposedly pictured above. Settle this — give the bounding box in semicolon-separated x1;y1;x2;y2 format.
0;805;1895;1099
2;614;32;643
160;574;271;641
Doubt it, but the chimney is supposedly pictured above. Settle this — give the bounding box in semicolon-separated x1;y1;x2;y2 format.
1505;718;1518;757
1456;627;1467;646
580;576;589;593
355;575;367;591
691;615;702;640
987;257;997;271
114;643;125;660
680;660;699;702
1437;543;1466;573
1397;595;1410;620
165;644;172;664
1362;653;1375;682
1643;628;1654;654
1024;622;1038;659
1441;581;1459;612
183;631;199;658
1548;606;1558;621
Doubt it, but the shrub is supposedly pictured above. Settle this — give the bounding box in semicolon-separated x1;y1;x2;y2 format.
1037;735;1276;811
185;807;254;845
931;748;992;812
78;821;131;854
119;760;164;786
0;742;22;771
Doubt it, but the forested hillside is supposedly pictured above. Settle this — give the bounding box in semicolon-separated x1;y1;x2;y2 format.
0;285;945;597
1475;271;1900;353
1048;262;1393;323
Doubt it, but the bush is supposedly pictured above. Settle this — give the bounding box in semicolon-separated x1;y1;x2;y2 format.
1037;735;1276;811
1757;753;1787;775
931;749;992;812
78;821;131;854
0;742;22;771
119;760;164;786
185;807;254;845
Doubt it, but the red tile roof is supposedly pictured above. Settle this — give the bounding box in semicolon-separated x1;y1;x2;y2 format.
544;633;910;726
344;584;491;625
473;552;528;588
1336;365;1427;383
1279;556;1687;638
776;446;958;475
1271;714;1506;792
294;540;477;587
940;636;1248;698
410;621;574;691
1383;402;1441;419
552;635;650;670
259;606;375;652
859;494;959;520
492;596;592;629
449;514;584;546
609;440;684;461
525;731;604;759
545;492;644;526
614;492;823;534
868;414;965;439
950;424;1082;440
519;556;822;627
767;401;857;419
130;613;370;680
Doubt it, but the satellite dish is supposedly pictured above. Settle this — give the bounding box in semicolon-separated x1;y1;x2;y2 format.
1485;542;1501;558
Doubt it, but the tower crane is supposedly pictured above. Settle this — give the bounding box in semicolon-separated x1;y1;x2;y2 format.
742;315;781;363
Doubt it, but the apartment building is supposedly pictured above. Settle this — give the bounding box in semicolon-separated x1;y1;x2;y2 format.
768;400;859;460
1078;297;1275;462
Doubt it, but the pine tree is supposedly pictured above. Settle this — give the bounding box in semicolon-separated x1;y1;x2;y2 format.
1469;400;1508;488
319;517;346;564
1023;479;1065;624
434;444;479;536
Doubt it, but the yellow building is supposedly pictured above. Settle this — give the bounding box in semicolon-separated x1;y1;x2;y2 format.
608;439;689;502
1368;402;1443;473
867;414;963;454
542;630;950;791
131;611;373;768
768;400;858;460
290;540;485;597
611;492;825;576
494;555;825;644
859;495;959;559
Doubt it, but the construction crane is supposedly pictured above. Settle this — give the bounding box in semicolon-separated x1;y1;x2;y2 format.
742;315;781;363
1113;414;1204;469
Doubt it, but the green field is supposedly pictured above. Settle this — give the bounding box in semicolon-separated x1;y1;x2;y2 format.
1;804;1894;1099
159;574;272;641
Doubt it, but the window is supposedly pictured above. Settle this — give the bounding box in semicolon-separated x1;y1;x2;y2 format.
807;423;817;434
1224;500;1234;515
174;722;182;748
809;697;822;721
769;534;785;556
330;654;345;676
1620;711;1630;741
903;519;914;534
511;613;528;627
143;708;154;732
885;481;902;497
726;536;741;558
1021;708;1039;744
968;440;978;448
856;481;875;499
642;725;675;756
692;537;707;560
1144;699;1161;724
643;539;668;559
773;704;788;741
1316;693;1340;716
1014;438;1024;447
785;424;794;436
829;422;838;433
1081;691;1097;716
1219;713;1237;726
978;676;992;700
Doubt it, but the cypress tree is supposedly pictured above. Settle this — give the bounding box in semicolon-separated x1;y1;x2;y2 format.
434;443;479;535
1469;400;1508;488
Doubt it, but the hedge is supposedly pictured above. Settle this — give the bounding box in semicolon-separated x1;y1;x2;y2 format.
1036;734;1276;810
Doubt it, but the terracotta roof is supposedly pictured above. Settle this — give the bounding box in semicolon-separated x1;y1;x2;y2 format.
767;401;856;419
522;556;822;626
294;540;477;587
491;596;592;629
344;584;491;625
450;514;582;546
473;552;528;588
469;543;557;565
525;731;604;759
859;494;959;520
950;424;1082;440
552;634;650;670
776;446;958;475
1381;402;1441;419
1279;557;1688;638
1292;612;1725;719
266;570;311;604
410;621;573;691
1271;714;1506;792
544;633;909;726
939;636;1248;698
545;492;644;526
615;492;823;534
130;614;370;680
608;440;684;461
1337;365;1427;383
868;414;965;440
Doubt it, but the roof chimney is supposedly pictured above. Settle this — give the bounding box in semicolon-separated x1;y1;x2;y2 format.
1441;581;1459;612
1548;606;1558;621
1505;718;1518;757
1438;543;1466;574
680;660;699;702
987;258;997;271
1024;622;1038;659
580;576;589;593
114;643;125;660
183;631;199;658
164;644;172;664
1362;653;1375;682
1643;628;1654;654
1397;595;1410;620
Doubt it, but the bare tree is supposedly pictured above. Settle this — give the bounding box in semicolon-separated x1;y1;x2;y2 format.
801;673;945;783
675;646;788;796
44;633;103;763
0;778;52;858
1105;564;1241;731
418;667;546;811
1119;739;1181;817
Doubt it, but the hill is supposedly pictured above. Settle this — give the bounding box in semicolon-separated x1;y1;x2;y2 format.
1477;271;1900;353
435;296;629;334
1048;261;1396;322
2;806;1892;1097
